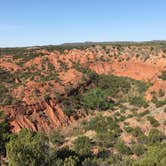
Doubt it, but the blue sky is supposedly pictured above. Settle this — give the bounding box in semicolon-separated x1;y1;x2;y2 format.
0;0;166;47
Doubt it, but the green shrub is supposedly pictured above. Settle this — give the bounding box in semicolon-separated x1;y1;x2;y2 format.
85;115;120;135
96;74;131;98
49;130;64;146
124;126;133;133
147;128;163;144
156;100;166;107
96;131;118;148
134;144;166;166
74;136;91;157
158;70;166;80
147;116;160;127
0;69;15;83
64;156;79;166
147;128;165;144
0;112;10;156
137;110;150;118
60;73;149;116
61;95;82;116
129;97;148;108
82;88;110;110
0;84;17;106
134;80;150;94
137;134;148;144
63;108;76;117
131;127;143;137
82;157;104;166
115;140;131;155
85;115;105;132
6;129;49;166
117;115;126;121
158;89;165;97
131;144;145;156
152;97;166;107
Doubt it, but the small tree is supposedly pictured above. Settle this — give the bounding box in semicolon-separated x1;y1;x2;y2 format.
6;129;49;166
74;136;91;157
83;88;110;110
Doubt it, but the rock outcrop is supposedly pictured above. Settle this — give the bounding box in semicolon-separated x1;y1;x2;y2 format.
0;45;165;133
4;99;70;133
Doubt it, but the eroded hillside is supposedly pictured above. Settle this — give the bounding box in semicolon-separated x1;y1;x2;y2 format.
0;43;166;133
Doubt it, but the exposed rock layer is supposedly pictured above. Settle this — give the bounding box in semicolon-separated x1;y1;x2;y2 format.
0;45;166;133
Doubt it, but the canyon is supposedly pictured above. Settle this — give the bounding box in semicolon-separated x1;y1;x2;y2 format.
0;44;166;133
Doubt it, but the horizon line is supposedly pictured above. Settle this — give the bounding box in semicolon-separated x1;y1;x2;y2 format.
0;40;166;49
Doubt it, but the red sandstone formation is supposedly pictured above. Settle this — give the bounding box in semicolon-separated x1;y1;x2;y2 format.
4;100;70;133
0;45;165;133
0;60;21;71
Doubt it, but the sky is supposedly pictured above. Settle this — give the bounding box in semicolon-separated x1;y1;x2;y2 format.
0;0;166;47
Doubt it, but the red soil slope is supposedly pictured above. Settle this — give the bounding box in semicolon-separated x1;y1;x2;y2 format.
0;45;165;133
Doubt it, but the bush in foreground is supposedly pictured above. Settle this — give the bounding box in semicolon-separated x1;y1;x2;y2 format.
74;136;91;157
6;129;49;166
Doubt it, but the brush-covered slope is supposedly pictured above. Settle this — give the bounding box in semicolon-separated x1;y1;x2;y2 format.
0;42;166;165
0;43;166;133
